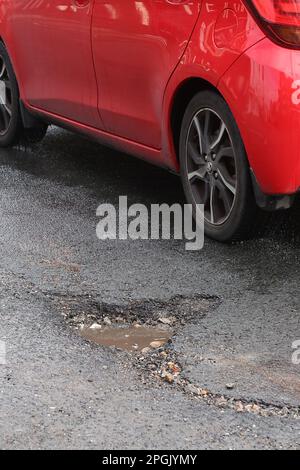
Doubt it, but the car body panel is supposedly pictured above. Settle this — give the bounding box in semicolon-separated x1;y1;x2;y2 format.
1;0;102;128
161;0;266;171
219;38;300;194
91;0;201;149
0;0;299;196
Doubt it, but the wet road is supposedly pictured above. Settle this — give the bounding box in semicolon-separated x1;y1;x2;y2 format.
0;127;300;449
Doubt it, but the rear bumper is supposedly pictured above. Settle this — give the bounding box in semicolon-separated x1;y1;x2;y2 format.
219;37;300;196
251;170;297;211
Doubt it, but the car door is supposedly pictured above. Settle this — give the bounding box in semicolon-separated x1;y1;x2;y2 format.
91;0;200;149
9;0;102;128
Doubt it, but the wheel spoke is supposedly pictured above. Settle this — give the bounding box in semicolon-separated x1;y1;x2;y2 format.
0;87;11;116
217;166;236;195
210;122;226;150
203;181;210;206
216;179;232;213
0;62;6;80
188;168;207;183
217;146;234;161
0;56;12;134
188;141;203;165
4;103;11;116
193;111;211;155
3;79;11;90
209;185;215;224
203;110;211;154
193;116;204;155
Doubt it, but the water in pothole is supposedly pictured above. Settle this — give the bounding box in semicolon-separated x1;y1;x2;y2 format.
79;325;172;352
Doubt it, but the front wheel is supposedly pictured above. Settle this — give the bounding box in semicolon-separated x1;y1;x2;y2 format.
0;42;47;148
179;90;265;242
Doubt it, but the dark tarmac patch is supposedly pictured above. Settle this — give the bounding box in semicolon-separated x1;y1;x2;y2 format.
51;293;220;329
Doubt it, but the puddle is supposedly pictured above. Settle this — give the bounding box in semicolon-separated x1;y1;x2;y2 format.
80;325;172;352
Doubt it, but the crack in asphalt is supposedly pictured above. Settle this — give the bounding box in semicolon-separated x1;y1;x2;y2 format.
179;379;300;419
132;344;300;420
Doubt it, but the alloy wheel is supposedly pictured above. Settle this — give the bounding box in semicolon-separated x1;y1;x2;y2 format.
0;55;12;136
185;108;237;226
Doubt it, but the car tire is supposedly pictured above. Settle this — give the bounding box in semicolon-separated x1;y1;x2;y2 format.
0;42;47;148
179;90;266;242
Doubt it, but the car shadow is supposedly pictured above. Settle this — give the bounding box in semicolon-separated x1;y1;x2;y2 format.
0;126;299;248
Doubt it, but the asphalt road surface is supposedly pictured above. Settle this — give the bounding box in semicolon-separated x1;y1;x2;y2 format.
0;127;300;449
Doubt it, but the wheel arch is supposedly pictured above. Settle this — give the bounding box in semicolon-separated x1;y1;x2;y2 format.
168;75;294;213
169;77;221;165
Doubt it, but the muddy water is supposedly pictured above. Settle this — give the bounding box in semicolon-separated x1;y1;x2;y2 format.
80;325;172;352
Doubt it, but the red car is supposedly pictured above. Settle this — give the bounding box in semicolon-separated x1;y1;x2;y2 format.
0;0;299;241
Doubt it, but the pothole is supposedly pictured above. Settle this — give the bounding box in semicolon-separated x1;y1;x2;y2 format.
50;292;220;329
45;290;300;419
79;324;172;352
48;292;218;384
